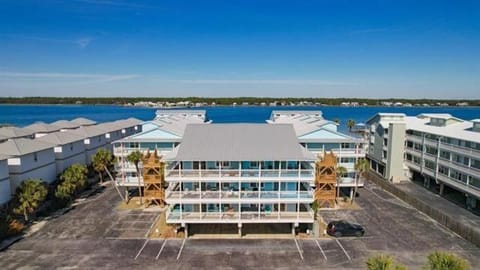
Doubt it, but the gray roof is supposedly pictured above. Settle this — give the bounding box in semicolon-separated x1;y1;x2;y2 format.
50;120;80;129
70;117;97;126
166;124;315;161
36;131;85;145
65;125;107;138
112;118;143;129
95;122;123;132
24;122;61;133
0;126;35;140
0;154;10;160
0;138;54;156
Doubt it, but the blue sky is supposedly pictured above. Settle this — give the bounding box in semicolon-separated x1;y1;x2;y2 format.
0;0;479;98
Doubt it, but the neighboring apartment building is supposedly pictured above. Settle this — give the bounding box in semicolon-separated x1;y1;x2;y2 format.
36;132;87;174
267;111;366;197
0;155;11;205
163;124;316;235
366;113;480;210
0;138;57;193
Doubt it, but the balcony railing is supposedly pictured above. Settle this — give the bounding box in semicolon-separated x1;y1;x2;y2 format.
165;190;313;200
166;209;314;222
165;169;314;179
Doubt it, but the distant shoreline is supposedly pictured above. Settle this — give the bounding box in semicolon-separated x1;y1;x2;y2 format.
0;97;479;107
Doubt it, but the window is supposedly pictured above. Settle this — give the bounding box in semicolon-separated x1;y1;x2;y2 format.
250;161;258;168
382;150;387;159
70;143;74;151
438;166;449;176
439;150;450;160
383;138;388;146
33;153;38;162
406;141;414;148
215;161;231;168
98;136;101;142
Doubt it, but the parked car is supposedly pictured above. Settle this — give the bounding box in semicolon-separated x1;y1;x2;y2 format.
327;220;365;237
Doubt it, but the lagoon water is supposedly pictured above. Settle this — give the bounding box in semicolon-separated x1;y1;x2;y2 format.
1;104;479;133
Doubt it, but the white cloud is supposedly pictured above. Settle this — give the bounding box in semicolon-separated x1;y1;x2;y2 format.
0;72;139;83
169;79;357;86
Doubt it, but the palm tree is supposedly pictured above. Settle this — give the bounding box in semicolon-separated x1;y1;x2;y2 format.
336;166;347;200
347;119;356;131
56;164;88;203
127;150;144;204
92;149;114;184
352;158;369;204
13;179;48;221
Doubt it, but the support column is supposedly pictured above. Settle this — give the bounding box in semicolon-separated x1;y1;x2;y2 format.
350;188;354;200
184;224;188;238
439;183;445;195
238;223;242;237
291;223;296;236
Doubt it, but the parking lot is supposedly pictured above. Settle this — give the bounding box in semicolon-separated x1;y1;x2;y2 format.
1;181;480;269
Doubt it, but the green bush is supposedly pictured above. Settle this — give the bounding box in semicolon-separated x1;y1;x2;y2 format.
366;254;407;270
424;251;469;270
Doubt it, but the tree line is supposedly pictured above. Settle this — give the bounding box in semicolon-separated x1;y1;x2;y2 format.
0;97;479;106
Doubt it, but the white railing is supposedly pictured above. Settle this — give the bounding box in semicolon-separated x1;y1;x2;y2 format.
165;190;313;200
166;209;314;222
165;168;314;179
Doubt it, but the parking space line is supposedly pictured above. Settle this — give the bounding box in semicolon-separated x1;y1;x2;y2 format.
176;239;186;260
155;240;167;260
335;239;351;261
134;239;149;260
293;239;304;261
314;239;327;261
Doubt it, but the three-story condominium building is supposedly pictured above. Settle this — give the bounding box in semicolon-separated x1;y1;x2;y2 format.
162;124;316;236
366;113;480;211
113;110;366;236
267;111;366;197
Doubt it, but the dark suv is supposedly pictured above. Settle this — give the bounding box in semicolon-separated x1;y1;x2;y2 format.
327;220;365;237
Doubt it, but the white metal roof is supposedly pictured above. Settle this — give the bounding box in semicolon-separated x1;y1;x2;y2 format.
405;116;480;142
166;124;315;161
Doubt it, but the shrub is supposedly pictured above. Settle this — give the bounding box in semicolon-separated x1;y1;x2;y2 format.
424;251;469;270
366;254;407;270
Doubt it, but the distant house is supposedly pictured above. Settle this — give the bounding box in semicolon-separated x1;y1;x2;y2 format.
0;155;11;205
37;132;87;174
0;138;57;193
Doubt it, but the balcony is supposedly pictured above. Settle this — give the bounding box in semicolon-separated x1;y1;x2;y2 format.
165;168;314;180
166;209;314;224
165;190;313;202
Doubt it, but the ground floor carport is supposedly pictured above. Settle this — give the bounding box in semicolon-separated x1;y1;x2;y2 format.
186;223;298;238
